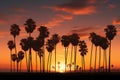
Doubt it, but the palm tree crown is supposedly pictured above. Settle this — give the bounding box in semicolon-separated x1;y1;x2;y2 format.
10;24;20;38
104;25;117;41
24;18;36;34
7;40;15;50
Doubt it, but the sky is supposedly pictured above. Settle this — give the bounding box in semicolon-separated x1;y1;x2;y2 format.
0;0;120;72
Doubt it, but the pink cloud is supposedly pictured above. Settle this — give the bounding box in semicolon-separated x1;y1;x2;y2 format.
113;17;120;25
46;14;73;28
108;4;116;9
44;0;97;15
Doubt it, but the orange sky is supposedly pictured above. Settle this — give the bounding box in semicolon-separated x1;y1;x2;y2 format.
0;0;120;72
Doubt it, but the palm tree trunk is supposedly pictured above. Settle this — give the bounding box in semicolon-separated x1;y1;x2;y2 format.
36;52;38;72
66;47;68;72
25;51;28;72
10;50;12;72
94;46;97;72
90;43;93;72
109;40;111;72
40;56;42;72
20;61;22;72
47;53;50;72
74;46;77;71
49;52;52;72
81;56;83;72
65;47;66;72
14;37;17;72
83;56;85;72
55;45;56;72
104;50;107;72
103;50;104;72
99;47;101;72
43;46;45;72
70;46;73;72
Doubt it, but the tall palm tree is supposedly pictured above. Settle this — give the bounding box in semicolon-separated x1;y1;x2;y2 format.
36;36;44;72
104;25;117;72
10;24;21;72
7;40;15;72
89;32;96;72
38;25;49;72
11;54;17;72
20;38;29;71
99;37;109;72
51;34;60;72
70;33;80;71
17;51;24;72
46;39;54;72
32;38;44;72
61;35;70;72
79;41;88;72
38;49;44;72
24;18;36;72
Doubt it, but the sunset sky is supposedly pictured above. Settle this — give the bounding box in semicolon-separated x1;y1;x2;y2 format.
0;0;120;72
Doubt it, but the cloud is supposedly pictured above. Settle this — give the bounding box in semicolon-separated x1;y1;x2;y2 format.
46;14;73;28
113;17;120;25
108;4;116;9
45;0;97;15
69;26;101;39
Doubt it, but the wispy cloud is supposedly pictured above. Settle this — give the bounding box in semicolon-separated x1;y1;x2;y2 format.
45;0;97;15
113;17;120;25
69;26;102;39
46;14;73;28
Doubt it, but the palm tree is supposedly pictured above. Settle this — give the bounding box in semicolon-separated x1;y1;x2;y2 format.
38;25;49;72
89;32;96;72
24;18;36;72
46;39;54;72
99;37;109;72
51;34;60;72
17;51;24;72
79;41;88;72
38;49;44;72
7;40;15;72
32;38;44;72
104;25;117;72
10;24;21;72
61;35;70;72
70;33;80;71
11;54;17;72
36;36;44;72
20;38;29;71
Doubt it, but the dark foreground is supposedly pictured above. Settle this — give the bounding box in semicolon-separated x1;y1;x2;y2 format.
0;72;120;80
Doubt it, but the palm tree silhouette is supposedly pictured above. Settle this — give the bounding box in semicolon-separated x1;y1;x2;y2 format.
51;34;60;72
36;36;44;72
32;38;44;72
17;51;24;72
20;38;29;71
38;49;44;72
38;25;49;72
24;18;36;72
99;37;109;72
46;39;54;72
89;32;95;72
104;25;117;72
10;24;21;72
61;35;70;72
70;33;80;71
7;40;15;72
79;41;88;72
11;54;17;71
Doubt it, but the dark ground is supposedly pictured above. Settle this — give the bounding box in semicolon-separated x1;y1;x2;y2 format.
0;72;120;80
